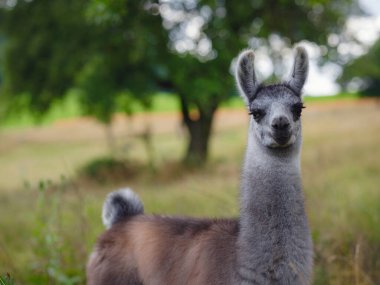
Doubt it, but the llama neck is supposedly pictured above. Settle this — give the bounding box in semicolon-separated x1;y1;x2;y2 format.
236;124;312;282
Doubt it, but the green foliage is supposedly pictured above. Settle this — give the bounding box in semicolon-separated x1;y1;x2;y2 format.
0;0;90;117
34;179;83;285
340;39;380;96
10;178;87;284
79;156;139;183
0;274;14;285
0;0;359;163
76;56;117;124
0;0;166;123
75;0;169;122
153;0;358;162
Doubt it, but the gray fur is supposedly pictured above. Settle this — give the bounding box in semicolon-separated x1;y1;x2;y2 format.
235;47;313;284
102;188;144;229
236;49;259;105
288;46;309;95
88;47;313;285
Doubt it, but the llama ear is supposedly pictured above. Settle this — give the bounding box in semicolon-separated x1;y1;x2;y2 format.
288;46;309;95
235;50;259;105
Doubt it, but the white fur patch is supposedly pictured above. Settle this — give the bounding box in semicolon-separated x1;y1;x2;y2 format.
102;188;143;229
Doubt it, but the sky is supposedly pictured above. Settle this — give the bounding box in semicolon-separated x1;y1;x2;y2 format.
304;0;380;96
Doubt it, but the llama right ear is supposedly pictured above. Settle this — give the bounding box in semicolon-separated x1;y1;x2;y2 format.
235;50;258;105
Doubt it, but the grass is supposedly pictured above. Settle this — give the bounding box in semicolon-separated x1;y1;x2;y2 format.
0;274;14;285
0;98;379;284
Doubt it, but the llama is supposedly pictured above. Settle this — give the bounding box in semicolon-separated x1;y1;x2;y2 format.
87;46;313;285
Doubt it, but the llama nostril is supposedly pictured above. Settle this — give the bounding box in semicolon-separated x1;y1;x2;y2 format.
272;117;290;131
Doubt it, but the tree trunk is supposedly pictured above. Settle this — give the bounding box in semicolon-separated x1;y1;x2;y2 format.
180;95;217;165
104;123;116;155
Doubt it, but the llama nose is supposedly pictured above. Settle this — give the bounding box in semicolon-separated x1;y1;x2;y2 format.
272;116;290;131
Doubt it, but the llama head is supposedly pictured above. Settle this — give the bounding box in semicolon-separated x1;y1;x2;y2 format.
235;46;308;148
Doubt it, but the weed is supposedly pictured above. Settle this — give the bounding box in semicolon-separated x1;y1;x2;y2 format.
0;274;14;285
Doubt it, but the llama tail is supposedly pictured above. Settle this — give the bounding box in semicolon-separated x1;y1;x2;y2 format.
102;188;144;229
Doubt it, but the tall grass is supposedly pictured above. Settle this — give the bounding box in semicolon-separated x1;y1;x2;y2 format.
0;274;14;285
0;99;379;284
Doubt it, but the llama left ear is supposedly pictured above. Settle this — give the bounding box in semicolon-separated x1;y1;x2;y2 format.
235;49;259;105
288;46;308;95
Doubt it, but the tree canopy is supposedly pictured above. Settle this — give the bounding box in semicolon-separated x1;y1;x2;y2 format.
0;0;168;122
157;0;358;163
0;0;90;116
0;0;359;163
340;38;380;96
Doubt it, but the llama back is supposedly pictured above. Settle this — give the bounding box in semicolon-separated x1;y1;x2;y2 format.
88;189;239;285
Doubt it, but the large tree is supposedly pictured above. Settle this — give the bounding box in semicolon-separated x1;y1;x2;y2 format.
0;0;168;152
157;0;358;164
1;0;359;164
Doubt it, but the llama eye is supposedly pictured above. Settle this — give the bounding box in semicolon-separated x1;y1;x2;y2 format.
292;103;305;120
249;109;266;121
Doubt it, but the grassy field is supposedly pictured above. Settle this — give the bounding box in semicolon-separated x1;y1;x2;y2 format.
0;98;379;284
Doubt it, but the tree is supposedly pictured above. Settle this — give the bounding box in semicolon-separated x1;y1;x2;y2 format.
158;0;358;164
75;0;169;151
1;0;359;164
340;38;380;96
76;0;169;118
0;0;90;116
0;0;168;152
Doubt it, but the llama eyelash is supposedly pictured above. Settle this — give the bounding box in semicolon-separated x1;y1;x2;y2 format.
248;108;266;121
292;103;306;120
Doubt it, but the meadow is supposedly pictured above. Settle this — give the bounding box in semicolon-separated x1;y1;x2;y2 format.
0;97;379;285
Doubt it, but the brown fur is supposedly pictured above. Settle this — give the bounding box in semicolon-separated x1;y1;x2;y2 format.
87;215;239;285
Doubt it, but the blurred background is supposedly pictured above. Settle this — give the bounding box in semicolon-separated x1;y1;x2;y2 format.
0;0;379;284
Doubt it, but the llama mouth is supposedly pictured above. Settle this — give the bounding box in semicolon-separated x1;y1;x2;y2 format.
272;133;291;146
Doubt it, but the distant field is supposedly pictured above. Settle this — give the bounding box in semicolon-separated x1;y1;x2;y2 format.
0;98;379;285
1;91;360;129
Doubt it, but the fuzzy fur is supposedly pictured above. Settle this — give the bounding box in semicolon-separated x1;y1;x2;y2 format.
288;46;309;94
87;46;313;285
102;188;144;229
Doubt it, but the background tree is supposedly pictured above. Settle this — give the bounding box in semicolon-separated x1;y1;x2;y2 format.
156;0;358;164
75;0;169;150
340;38;380;96
0;0;168;151
0;0;359;164
0;0;90;116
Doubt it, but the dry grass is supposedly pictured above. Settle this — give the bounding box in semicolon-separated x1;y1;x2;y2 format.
0;99;379;284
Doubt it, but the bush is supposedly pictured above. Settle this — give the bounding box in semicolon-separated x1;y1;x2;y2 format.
78;157;139;183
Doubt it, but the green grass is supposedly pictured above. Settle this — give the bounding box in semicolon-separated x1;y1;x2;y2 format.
1;90;83;129
0;274;14;285
1;91;181;129
1;91;176;129
0;99;379;284
303;92;360;102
